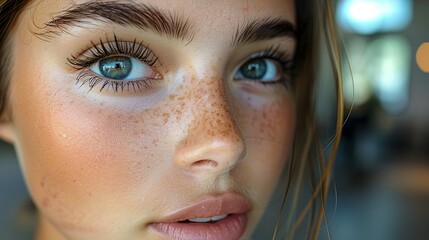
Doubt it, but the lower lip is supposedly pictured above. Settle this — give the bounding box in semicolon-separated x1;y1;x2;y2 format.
149;214;248;240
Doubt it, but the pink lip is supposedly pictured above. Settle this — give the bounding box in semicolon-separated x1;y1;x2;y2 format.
149;192;252;240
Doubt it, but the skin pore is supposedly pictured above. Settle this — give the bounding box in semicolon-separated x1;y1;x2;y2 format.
0;0;297;239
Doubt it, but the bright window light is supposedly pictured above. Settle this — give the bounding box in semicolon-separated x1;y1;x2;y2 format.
337;0;413;35
343;35;411;114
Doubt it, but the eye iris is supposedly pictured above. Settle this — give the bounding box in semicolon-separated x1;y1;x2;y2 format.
240;59;267;79
99;56;132;80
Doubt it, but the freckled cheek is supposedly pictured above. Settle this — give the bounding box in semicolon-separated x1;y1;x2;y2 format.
232;94;295;142
12;92;174;226
231;94;295;203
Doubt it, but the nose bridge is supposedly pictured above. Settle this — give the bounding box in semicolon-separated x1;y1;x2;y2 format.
173;75;246;176
193;77;240;141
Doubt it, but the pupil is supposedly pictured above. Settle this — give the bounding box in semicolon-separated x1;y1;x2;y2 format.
240;59;267;79
99;56;132;80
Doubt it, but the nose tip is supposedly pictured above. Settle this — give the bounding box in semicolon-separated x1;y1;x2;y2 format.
174;135;246;175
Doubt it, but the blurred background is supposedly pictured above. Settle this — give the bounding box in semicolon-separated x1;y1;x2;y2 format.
1;0;429;239
321;0;429;239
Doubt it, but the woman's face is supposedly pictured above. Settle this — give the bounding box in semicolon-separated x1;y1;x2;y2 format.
2;0;296;239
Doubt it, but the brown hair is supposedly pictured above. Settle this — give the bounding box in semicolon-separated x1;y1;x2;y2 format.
275;0;343;239
0;0;29;121
0;0;344;239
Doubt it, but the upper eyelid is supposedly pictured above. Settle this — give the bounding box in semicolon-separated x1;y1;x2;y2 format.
236;47;293;69
253;45;291;60
67;36;291;73
67;36;159;70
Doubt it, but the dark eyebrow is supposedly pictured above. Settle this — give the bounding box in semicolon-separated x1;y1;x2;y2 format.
231;18;296;47
38;1;193;42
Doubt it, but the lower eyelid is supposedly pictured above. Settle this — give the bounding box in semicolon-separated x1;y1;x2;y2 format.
99;79;156;93
75;69;158;93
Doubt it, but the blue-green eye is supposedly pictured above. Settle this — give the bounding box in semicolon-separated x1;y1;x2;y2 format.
239;59;266;79
98;56;132;80
90;55;158;81
235;58;282;83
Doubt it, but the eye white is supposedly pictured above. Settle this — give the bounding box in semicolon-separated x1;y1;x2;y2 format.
90;57;149;80
259;59;280;81
234;58;282;82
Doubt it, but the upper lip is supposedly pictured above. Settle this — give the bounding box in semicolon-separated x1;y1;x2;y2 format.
154;192;252;223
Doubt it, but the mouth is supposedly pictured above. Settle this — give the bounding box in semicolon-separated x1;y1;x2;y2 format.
149;192;252;240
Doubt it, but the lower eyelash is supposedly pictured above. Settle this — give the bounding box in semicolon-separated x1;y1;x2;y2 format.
76;71;153;93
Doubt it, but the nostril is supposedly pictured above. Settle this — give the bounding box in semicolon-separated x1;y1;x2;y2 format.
191;159;219;168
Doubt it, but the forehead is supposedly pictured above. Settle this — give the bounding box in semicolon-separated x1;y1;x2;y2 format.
29;0;296;32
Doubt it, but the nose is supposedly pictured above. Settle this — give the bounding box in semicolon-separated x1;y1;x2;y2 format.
173;77;246;177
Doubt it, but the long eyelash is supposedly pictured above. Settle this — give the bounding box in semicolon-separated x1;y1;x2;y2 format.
251;45;295;88
67;34;159;93
67;34;159;70
254;45;293;70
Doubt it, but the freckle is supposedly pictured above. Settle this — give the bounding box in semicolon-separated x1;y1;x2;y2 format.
40;182;44;187
169;95;176;100
42;197;50;207
162;112;170;124
262;111;267;119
